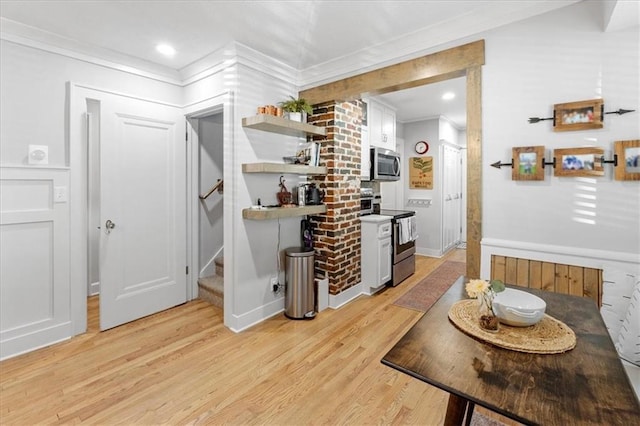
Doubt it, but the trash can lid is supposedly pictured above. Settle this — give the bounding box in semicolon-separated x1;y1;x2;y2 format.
285;247;315;257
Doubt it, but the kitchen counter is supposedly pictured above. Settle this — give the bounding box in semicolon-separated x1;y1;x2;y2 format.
360;214;392;223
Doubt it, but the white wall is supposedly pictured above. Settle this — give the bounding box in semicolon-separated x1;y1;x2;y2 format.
227;62;308;330
184;45;310;330
403;119;440;255
479;0;639;279
0;40;182;167
401;117;462;257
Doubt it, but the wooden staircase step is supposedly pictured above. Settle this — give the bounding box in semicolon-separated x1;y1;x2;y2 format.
214;256;224;277
198;275;223;309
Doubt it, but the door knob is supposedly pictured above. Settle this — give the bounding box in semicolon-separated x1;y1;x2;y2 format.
104;219;116;234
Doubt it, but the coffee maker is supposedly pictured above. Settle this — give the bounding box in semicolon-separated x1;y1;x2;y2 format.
305;183;325;205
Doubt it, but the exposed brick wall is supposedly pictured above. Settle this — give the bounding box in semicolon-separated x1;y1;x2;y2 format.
307;101;364;295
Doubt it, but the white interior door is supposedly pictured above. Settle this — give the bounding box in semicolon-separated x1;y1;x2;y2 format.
99;93;186;330
442;144;462;253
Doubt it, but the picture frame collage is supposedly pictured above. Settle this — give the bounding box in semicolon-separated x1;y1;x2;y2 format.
511;141;638;181
506;99;638;181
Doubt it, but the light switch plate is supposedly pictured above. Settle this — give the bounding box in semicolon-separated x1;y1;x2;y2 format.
54;186;68;203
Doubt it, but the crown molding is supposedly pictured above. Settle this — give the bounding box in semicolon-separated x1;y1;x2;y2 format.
179;41;297;87
0;18;183;85
1;19;297;90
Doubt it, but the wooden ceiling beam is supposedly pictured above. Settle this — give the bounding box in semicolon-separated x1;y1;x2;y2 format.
300;40;484;104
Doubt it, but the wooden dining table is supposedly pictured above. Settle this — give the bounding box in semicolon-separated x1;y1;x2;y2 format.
381;276;640;425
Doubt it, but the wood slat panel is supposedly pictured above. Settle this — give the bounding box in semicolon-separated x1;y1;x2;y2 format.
492;255;506;282
541;262;556;292
505;257;518;284
555;264;569;295
490;255;603;307
529;261;542;289
583;268;602;306
515;258;529;287
569;265;584;298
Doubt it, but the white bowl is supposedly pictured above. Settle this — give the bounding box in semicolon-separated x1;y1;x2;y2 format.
492;288;546;327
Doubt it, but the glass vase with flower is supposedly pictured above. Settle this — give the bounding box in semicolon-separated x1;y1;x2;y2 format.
466;279;505;332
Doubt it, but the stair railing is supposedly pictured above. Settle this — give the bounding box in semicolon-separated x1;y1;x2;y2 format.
199;179;224;200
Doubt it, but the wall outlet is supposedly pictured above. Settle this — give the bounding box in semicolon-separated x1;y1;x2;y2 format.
270;277;279;292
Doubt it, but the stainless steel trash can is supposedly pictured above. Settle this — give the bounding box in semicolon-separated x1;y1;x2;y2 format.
285;247;316;319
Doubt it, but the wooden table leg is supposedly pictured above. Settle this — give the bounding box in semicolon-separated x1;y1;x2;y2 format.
464;402;475;426
444;393;469;426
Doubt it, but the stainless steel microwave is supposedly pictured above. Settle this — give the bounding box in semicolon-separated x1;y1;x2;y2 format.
371;147;400;181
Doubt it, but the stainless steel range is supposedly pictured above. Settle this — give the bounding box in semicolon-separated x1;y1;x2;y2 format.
379;209;417;286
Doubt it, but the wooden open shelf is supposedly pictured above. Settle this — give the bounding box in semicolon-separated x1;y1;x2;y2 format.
242;114;326;138
242;163;327;175
242;205;326;220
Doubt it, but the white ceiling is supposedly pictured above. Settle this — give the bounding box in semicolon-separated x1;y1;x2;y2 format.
0;0;599;128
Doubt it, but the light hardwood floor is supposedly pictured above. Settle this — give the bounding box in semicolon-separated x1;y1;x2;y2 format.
0;250;515;425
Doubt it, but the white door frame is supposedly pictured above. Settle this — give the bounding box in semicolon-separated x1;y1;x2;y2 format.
69;82;185;335
183;92;234;322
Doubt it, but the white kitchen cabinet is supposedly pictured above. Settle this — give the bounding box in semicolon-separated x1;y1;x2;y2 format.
361;126;370;181
367;99;396;150
361;215;392;294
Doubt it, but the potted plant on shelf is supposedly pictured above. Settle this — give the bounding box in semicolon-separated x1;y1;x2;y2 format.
278;96;313;122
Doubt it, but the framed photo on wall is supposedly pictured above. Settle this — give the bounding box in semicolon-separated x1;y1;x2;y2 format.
614;139;640;181
554;147;604;177
553;99;604;132
512;146;545;181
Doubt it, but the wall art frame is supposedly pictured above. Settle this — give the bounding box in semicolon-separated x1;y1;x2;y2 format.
554;99;604;132
614;139;640;181
512;146;545;181
409;156;433;189
554;147;604;177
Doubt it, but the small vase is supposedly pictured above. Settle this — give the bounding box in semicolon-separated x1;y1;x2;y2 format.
478;294;499;332
287;112;302;122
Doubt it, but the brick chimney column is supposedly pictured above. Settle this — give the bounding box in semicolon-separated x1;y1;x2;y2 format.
307;101;364;295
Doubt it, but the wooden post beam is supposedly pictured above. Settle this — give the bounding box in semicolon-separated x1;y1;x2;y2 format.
300;40;485;105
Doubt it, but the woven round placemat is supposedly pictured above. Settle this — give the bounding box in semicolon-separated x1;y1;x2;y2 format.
448;300;576;354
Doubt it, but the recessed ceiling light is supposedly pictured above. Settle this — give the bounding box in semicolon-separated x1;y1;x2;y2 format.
156;44;176;56
442;92;455;101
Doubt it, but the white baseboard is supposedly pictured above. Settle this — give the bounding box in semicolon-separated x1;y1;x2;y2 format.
228;297;284;333
1;321;72;361
416;247;442;258
89;281;100;296
329;282;364;309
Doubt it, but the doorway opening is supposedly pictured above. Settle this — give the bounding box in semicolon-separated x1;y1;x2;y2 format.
188;112;225;310
83;100;226;332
